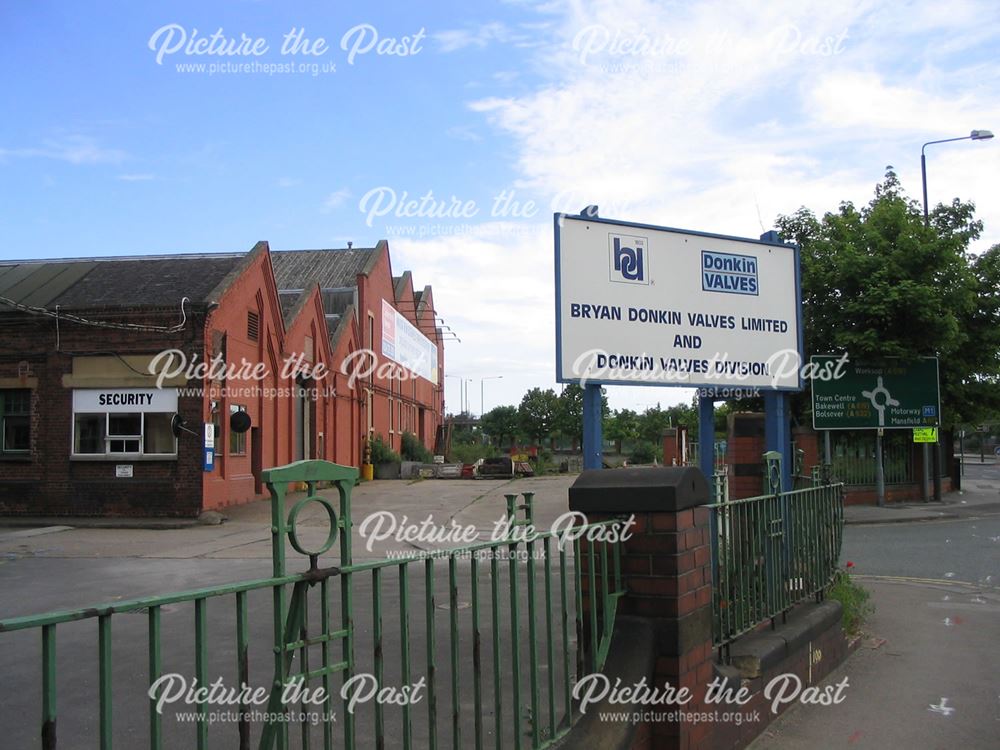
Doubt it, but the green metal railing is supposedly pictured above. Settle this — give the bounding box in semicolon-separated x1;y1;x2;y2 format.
711;470;729;504
0;460;627;750
829;431;914;485
708;481;844;652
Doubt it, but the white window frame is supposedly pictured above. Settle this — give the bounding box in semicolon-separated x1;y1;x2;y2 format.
71;412;177;458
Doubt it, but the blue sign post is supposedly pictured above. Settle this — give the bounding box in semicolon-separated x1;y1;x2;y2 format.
583;383;603;470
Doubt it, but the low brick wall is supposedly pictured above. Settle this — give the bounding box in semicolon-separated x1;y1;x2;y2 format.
566;466;853;750
712;601;851;749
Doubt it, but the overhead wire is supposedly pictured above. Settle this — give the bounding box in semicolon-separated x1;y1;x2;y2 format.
0;296;191;333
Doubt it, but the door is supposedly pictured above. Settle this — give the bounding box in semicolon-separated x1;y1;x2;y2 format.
251;426;262;494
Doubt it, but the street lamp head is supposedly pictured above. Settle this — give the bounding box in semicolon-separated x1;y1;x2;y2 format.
970;129;994;140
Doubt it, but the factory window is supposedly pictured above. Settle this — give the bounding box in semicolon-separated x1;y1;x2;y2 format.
0;389;30;454
71;389;178;457
72;412;176;456
230;404;247;455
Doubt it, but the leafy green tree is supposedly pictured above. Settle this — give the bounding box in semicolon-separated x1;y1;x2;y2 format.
554;384;583;447
554;384;609;448
947;243;1000;421
775;169;993;426
605;408;640;453
480;405;519;447
517;387;559;443
637;405;671;444
713;401;733;436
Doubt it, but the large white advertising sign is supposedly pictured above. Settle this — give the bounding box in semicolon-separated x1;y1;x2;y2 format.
381;299;439;384
555;214;803;390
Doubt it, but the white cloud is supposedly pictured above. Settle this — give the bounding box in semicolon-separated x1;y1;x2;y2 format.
435;21;545;54
322;188;352;213
436;22;514;52
805;71;999;135
394;0;1000;411
445;125;483;142
0;135;126;165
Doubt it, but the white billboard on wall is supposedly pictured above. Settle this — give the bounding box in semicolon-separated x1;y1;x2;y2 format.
381;299;439;384
554;214;803;391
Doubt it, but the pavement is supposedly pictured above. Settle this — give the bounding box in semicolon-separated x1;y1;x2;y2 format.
2;458;998;534
1;463;998;747
750;579;1000;749
842;458;1000;526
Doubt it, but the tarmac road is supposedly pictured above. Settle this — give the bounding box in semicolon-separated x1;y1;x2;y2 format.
0;476;582;749
753;463;1000;749
3;467;999;748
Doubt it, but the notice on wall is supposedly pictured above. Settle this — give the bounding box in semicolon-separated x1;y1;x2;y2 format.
73;388;178;413
381;299;438;384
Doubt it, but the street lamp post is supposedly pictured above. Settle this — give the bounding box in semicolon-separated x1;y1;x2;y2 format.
921;130;993;223
481;375;503;416
919;128;994;502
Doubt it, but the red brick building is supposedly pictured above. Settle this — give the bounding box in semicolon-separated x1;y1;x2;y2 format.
0;241;444;517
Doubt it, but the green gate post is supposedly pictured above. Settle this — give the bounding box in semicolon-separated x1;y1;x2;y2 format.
261;460;359;750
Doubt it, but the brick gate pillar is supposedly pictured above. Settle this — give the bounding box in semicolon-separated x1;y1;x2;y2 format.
569;466;716;750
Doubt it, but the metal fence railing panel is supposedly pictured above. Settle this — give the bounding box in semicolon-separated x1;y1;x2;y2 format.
0;461;627;750
708;483;844;651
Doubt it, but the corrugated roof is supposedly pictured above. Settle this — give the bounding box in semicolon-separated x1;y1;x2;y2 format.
0;255;246;311
0;261;98;310
270;248;376;291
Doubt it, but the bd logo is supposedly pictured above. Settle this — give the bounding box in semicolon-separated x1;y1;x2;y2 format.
609;234;648;285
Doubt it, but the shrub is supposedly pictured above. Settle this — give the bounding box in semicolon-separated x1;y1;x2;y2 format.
400;431;433;463
368;434;401;465
629;441;657;464
449;443;498;465
827;563;874;637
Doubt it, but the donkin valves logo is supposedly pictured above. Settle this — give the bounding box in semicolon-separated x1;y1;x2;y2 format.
609;234;648;285
702;250;759;296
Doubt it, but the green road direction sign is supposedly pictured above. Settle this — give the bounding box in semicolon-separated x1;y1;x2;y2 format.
811;356;941;430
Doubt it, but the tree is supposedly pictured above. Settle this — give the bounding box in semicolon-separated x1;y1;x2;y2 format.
517;387;558;443
605;408;640;454
947;243;1000;422
480;405;519;447
554;384;584;447
775;169;993;426
554;384;609;449
637;405;671;444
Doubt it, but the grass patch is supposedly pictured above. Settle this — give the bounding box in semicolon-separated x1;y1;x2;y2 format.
827;565;874;637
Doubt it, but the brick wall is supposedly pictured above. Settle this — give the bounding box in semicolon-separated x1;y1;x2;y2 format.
570;468;716;750
568;467;852;750
728;413;766;499
0;309;206;517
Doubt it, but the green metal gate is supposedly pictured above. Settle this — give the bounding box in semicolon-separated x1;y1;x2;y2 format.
0;460;627;750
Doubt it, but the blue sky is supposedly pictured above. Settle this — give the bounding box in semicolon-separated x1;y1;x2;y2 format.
2;1;999;414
